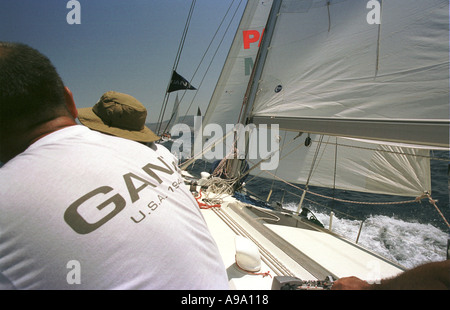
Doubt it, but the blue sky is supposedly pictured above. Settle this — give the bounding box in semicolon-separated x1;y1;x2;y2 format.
0;0;245;123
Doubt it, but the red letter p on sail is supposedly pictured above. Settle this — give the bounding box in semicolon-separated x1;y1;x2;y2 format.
243;29;264;49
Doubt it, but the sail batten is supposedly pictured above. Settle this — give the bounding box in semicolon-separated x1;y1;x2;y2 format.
251;116;450;148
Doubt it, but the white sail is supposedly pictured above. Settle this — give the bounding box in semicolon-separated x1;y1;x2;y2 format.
193;0;273;159
175;1;448;286
188;0;447;199
249;130;431;197
249;0;449;148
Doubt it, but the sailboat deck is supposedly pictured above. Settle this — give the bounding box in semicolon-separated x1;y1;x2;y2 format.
200;193;405;290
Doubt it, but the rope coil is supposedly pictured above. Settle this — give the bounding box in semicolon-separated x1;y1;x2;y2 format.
194;189;221;209
234;256;272;278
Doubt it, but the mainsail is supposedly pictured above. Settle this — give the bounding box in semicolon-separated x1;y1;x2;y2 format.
190;0;449;200
247;0;449;148
177;0;449;282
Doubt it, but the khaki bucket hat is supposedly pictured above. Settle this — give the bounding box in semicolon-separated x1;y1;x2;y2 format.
78;91;159;142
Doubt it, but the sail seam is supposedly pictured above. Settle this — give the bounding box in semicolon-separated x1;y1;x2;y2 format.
326;1;331;32
374;0;383;77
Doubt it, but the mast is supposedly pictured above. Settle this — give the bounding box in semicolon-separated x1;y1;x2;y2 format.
239;0;282;126
225;0;282;182
156;0;196;136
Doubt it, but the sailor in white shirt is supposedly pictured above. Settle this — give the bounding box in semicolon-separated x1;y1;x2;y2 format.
0;42;229;290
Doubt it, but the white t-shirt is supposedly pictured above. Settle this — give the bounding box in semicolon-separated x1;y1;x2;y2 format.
0;125;229;289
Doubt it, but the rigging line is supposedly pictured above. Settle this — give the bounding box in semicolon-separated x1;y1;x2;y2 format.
308;135;333;184
156;94;169;135
160;99;177;136
235;131;309;187
243;140;304;186
236;133;312;190
211;134;239;178
332;136;338;196
174;0;196;70
179;129;236;170
221;131;443;208
157;1;195;130
238;137;448;220
156;0;196;134
181;0;244;121
305;135;324;186
425;193;450;229
374;0;383;77
182;125;300;184
267;130;287;201
237;131;306;184
235;133;425;207
264;184;360;221
176;0;238;119
207;122;247;179
257;168;423;206
326;1;331;32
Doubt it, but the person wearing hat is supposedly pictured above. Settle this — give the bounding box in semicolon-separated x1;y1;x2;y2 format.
77;91;159;143
0;42;229;290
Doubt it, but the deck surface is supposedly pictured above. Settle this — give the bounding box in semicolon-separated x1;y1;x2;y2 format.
199;192;404;290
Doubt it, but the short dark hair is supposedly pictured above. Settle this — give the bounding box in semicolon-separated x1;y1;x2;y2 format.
0;42;67;132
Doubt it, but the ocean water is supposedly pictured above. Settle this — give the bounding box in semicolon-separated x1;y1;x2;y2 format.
283;204;448;269
186;152;449;270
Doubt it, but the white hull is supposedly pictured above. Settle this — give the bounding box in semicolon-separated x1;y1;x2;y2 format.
194;184;405;290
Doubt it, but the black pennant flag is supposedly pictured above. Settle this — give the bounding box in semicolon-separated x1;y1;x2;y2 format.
168;71;197;93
